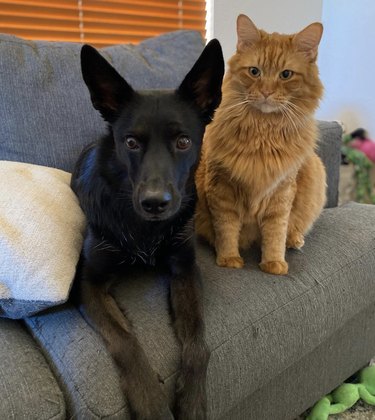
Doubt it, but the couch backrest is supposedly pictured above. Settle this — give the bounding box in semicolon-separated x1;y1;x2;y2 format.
0;31;204;172
0;31;341;207
316;121;342;208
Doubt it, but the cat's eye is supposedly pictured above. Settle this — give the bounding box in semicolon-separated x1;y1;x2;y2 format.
176;136;192;151
125;136;140;150
249;67;261;78
280;70;294;80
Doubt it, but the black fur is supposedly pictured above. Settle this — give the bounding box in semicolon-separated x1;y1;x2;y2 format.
71;40;224;420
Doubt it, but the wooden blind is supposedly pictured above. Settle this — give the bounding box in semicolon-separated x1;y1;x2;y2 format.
0;0;206;46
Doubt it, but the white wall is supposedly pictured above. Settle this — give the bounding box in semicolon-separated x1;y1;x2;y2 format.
316;0;375;135
208;0;323;64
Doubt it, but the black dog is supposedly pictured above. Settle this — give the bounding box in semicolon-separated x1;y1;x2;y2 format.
71;40;224;419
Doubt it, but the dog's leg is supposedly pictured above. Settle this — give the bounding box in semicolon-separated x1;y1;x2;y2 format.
79;265;174;420
168;251;210;420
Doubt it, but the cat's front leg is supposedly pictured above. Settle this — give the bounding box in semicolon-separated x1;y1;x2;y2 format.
204;176;244;268
259;218;289;275
258;195;293;275
212;213;244;268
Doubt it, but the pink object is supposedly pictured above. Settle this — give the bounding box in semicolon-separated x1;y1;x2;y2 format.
350;138;375;163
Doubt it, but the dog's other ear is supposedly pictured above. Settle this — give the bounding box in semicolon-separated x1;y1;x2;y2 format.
177;39;224;123
80;45;134;122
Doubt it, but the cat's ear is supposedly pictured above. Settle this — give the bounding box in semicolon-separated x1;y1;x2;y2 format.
80;44;134;122
177;39;224;123
293;22;323;62
236;14;261;51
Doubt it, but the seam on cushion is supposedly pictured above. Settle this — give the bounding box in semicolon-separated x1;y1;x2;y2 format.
0;31;197;51
8;326;68;420
210;244;375;353
46;403;66;420
42;370;67;420
215;300;375;420
26;232;374;410
0;38;80;50
163;244;375;382
25;317;128;419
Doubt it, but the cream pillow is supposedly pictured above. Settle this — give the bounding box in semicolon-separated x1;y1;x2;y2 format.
0;161;86;318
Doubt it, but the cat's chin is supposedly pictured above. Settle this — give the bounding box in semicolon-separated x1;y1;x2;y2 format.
253;102;281;114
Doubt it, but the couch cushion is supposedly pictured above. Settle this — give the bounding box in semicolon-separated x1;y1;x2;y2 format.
25;202;375;419
220;301;375;420
0;30;204;172
0;318;65;419
0;161;85;319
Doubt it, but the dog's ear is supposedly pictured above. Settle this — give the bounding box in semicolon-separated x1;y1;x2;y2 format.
177;39;224;123
80;45;134;122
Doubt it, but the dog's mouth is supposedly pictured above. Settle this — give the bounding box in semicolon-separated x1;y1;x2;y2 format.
139;212;176;222
136;205;181;222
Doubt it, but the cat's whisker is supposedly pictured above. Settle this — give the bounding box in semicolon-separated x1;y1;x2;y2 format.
284;101;306;118
280;107;299;134
282;103;309;129
284;102;311;126
224;99;251;111
279;104;305;134
288;96;312;104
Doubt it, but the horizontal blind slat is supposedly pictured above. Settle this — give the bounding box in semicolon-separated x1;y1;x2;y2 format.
0;0;79;11
0;0;206;45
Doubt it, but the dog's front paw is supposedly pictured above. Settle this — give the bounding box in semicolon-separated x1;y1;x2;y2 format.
259;260;288;275
216;255;244;268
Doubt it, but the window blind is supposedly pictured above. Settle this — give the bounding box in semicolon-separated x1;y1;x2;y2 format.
0;0;206;46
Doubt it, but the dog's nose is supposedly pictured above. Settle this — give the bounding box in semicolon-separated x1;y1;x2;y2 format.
141;191;172;215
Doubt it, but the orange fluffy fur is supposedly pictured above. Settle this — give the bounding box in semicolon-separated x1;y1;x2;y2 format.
195;15;326;275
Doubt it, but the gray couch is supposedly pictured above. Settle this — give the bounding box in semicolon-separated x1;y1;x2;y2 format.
1;30;375;420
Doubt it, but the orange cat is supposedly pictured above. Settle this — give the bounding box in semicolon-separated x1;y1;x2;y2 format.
195;14;326;275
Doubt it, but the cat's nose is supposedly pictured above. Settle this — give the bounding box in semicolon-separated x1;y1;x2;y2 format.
261;90;274;99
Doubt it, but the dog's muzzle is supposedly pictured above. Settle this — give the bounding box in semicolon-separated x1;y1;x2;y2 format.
140;190;172;216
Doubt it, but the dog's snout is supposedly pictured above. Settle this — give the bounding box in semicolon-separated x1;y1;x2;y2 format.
141;190;172;215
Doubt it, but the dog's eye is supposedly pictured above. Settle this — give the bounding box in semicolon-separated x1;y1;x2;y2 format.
176;136;192;151
125;137;140;150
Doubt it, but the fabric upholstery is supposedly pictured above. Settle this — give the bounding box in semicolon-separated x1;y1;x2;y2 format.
316;120;342;208
26;307;128;419
0;31;204;173
0;318;65;419
220;301;375;419
0;28;368;420
0;161;85;319
26;202;375;419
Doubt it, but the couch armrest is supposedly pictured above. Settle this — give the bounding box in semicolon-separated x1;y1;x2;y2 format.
317;121;342;208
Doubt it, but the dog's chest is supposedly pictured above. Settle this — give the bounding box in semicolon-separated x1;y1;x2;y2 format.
92;223;182;268
116;232;165;266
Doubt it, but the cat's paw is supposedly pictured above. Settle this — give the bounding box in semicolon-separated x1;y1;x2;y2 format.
259;260;288;275
286;232;305;249
216;255;244;268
